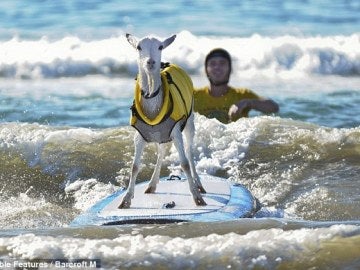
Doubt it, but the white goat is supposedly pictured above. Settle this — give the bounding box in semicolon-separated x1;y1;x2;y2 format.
118;34;206;208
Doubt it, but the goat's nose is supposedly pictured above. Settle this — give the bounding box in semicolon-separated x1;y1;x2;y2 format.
147;59;155;65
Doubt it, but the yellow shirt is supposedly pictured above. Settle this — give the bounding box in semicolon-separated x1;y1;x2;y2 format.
193;86;259;123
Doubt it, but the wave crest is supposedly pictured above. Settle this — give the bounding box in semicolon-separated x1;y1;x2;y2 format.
0;32;359;79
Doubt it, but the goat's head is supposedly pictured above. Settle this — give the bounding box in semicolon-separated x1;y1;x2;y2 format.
126;34;176;74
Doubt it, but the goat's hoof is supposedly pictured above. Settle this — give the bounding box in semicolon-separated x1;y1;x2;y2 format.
144;186;156;193
118;199;131;209
198;185;206;194
118;193;132;209
195;196;207;206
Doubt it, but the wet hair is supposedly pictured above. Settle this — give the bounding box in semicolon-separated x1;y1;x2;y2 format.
205;48;232;85
205;48;232;71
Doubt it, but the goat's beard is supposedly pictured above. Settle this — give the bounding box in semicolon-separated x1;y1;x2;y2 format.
146;73;156;95
138;69;161;98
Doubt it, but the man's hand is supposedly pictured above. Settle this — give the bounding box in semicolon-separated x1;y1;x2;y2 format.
228;99;252;121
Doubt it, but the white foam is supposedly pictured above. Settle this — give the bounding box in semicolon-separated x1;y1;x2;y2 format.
0;224;358;268
0;192;69;229
65;179;117;211
0;123;104;167
166;115;267;175
0;31;358;79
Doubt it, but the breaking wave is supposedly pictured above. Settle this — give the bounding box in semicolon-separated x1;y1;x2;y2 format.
0;31;359;79
1;116;359;228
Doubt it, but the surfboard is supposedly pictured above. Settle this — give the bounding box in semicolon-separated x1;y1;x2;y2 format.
70;174;260;226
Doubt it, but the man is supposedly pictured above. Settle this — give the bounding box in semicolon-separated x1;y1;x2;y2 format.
194;48;279;123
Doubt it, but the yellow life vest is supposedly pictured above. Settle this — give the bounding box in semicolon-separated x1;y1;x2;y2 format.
130;63;193;143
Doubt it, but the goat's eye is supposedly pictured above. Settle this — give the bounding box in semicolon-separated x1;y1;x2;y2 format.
158;45;163;50
136;45;142;51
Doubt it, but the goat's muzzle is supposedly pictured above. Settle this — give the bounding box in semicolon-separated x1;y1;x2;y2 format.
146;58;156;70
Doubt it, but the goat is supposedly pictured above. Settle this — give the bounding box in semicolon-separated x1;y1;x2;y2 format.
118;34;206;208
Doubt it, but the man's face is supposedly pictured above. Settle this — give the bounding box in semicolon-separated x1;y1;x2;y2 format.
206;56;230;85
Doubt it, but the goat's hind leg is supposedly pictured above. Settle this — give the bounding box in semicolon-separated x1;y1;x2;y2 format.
118;133;146;209
184;114;206;193
145;143;165;193
172;128;206;206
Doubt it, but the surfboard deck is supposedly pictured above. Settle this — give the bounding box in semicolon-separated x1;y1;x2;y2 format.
70;174;260;226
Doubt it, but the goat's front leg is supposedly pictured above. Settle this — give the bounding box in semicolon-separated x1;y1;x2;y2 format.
118;133;146;209
172;129;206;206
145;143;165;193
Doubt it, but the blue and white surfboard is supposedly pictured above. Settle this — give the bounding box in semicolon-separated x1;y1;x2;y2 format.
70;174;260;226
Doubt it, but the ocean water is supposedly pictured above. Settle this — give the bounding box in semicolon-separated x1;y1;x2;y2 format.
0;0;359;269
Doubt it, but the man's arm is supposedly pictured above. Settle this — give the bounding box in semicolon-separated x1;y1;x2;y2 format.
228;98;279;120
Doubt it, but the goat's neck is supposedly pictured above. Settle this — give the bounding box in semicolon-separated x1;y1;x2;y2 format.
138;70;164;119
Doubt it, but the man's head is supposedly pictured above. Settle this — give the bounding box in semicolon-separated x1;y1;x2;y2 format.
205;48;232;86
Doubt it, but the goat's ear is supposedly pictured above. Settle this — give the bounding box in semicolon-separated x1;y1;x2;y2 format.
162;35;176;49
126;33;138;49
